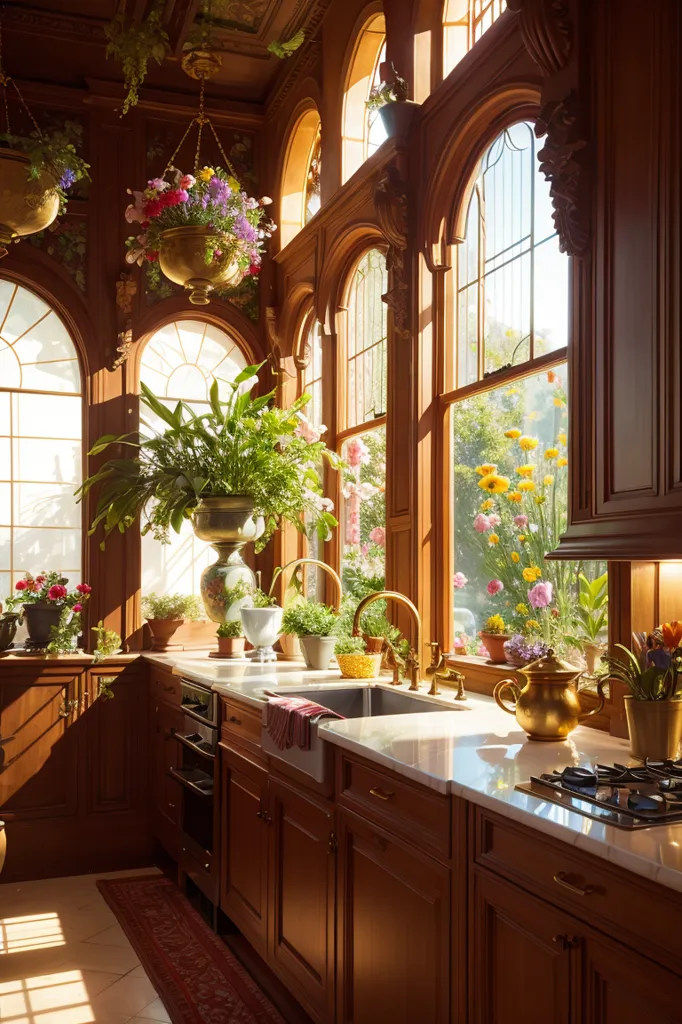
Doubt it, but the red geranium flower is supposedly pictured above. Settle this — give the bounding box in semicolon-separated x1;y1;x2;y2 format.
48;585;67;601
146;250;159;262
72;603;83;613
76;583;92;594
15;579;27;590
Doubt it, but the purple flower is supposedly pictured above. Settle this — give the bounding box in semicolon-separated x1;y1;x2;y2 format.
487;579;504;596
528;581;553;609
234;214;258;243
176;188;189;203
59;168;77;190
506;633;549;662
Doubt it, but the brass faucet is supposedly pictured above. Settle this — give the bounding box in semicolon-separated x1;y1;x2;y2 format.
269;558;343;610
352;590;423;691
424;641;467;699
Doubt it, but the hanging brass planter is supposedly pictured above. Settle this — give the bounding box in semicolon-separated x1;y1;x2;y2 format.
0;149;60;254
158;225;241;305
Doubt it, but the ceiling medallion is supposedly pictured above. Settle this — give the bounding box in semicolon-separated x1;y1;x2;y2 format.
181;48;223;81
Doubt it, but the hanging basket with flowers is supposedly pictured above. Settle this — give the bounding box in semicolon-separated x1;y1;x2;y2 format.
124;78;275;304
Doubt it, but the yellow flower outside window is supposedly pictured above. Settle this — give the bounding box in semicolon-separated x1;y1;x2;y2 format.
511;551;520;563
478;473;510;494
516;464;534;477
544;447;559;459
507;491;522;503
519;436;539;451
518;480;535;492
504;428;521;439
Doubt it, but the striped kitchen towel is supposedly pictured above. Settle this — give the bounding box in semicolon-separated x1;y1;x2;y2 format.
265;694;344;751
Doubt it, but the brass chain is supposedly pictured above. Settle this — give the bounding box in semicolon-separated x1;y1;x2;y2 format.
161;70;240;183
0;12;43;138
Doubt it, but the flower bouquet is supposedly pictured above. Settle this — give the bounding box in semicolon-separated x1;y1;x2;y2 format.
503;633;550;668
124;165;276;304
7;571;92;650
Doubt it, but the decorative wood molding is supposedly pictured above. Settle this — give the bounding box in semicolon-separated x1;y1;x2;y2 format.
534;92;589;257
375;163;410;340
111;322;133;373
506;0;572;76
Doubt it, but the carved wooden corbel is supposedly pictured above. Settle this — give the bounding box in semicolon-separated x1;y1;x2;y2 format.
534;92;589;257
507;0;572;76
375;163;410;339
264;306;296;379
111;321;133;372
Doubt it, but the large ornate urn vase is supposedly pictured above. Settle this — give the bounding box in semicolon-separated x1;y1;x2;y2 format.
158;226;241;305
192;496;260;623
0;150;60;253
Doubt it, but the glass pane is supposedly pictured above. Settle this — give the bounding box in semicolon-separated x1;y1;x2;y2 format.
14;482;81;529
0;483;10;524
12;393;82;439
0;392;9;435
0;340;21;389
13;527;80;571
451;365;607;656
15;351;80;393
0;527;9;569
341;426;386;595
455;122;568;384
139;318;247;597
346;250;387;428
367;42;388;156
12;438;81;485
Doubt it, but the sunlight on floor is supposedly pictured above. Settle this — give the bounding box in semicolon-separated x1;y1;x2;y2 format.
1;969;95;1024
1;914;65;954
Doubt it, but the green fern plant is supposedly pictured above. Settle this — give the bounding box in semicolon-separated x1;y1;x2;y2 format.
574;571;608;642
105;0;170;116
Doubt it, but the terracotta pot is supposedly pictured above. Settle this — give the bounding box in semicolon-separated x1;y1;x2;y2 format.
22;603;63;646
336;653;382;680
158;226;241;305
217;635;245;658
624;696;682;761
378;100;419;138
364;636;385;654
479;632;510;664
299;635;337;671
147;618;184;651
0;149;60;252
194;497;259;624
279;632;303;659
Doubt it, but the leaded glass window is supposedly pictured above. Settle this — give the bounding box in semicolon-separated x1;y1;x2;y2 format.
0;279;82;602
139;319;246;597
305;125;322;224
443;0;507;77
346;249;388;429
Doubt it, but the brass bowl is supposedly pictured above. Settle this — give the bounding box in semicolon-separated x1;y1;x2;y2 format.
0;149;60;251
158;226;241;305
191;496;259;545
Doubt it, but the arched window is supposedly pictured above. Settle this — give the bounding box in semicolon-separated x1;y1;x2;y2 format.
339;249;388;593
0;279;82;601
441;122;606;662
139;319;247;598
443;0;507;77
297;317;325;591
280;109;322;248
341;13;387;184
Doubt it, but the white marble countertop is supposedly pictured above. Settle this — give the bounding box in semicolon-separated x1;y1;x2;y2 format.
144;652;682;893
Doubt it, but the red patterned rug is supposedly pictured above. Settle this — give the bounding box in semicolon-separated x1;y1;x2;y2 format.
97;875;286;1024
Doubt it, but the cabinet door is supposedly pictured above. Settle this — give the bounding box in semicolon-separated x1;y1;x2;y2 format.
470;869;572;1024
151;701;183;832
268;776;335;1023
337;808;450;1024
85;669;147;815
580;929;682;1024
0;675;81;819
219;747;269;953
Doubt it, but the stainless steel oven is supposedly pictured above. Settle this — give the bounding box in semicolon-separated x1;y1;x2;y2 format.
180;677;218;728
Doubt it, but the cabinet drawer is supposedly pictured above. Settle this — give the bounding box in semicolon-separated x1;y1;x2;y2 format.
474;808;682;969
179;840;217;905
220;698;263;752
152;670;180;706
336;752;451;859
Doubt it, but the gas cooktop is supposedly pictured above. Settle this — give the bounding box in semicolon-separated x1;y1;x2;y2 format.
517;761;682;830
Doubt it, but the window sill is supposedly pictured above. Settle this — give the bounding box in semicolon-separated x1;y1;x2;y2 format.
444;654;522;696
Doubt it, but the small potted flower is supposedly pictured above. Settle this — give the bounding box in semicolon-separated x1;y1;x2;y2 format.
604;623;682;761
334;634;382;680
240;590;283;662
12;572;91;647
503;634;550;668
141;592;203;651
479;614;510;664
366;63;418;138
215;620;246;659
280;600;338;671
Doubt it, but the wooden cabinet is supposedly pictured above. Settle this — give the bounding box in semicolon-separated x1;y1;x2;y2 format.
337;807;451;1024
268;776;336;1023
220;746;270;953
151;699;183;841
0;660;151;881
471;866;682;1024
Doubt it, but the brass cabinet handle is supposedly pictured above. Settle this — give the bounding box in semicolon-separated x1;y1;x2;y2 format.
228;715;242;726
163;684;175;693
256;809;264;819
204;862;210;871
369;787;394;801
328;831;338;854
553;934;577;949
553;871;594;896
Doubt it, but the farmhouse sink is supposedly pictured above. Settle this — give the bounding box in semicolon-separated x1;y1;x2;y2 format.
261;684;452;783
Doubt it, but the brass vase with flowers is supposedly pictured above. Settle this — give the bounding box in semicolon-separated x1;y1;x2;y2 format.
0;150;60;251
78;365;340;625
493;649;605;740
605;622;682;761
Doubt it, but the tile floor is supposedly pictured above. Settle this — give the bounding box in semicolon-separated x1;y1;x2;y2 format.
0;867;171;1024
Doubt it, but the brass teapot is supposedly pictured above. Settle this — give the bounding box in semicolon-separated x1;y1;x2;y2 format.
493;649;605;741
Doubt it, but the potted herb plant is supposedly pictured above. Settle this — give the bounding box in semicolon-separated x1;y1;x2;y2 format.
141;592;203;651
479;614;510;664
124;166;276;304
604;623;682;761
366;64;418;139
240;590;283;662
216;620;245;658
334;634;382;680
78;363;339;623
10;572;91;648
572;571;608;674
281;601;338;671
